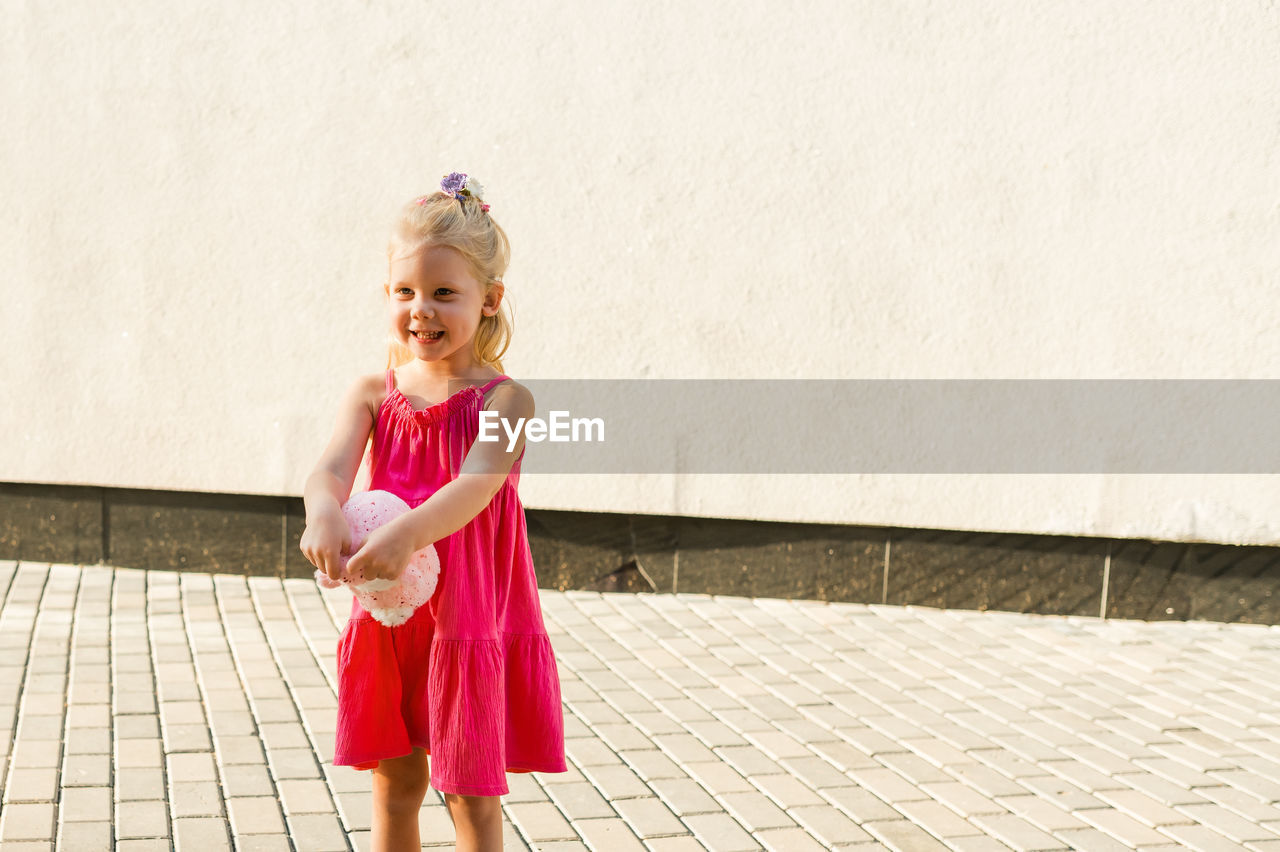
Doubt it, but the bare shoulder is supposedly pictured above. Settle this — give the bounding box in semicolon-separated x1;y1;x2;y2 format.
343;371;388;418
484;377;535;416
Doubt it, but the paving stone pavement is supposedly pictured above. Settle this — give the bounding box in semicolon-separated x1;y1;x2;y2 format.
2;561;1280;851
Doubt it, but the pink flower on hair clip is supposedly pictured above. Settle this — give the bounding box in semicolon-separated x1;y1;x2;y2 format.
414;195;430;206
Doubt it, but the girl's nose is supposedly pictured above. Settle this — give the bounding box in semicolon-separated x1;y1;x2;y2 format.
412;303;434;319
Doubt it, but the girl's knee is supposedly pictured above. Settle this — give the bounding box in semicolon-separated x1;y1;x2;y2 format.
372;749;431;810
376;786;429;816
444;792;501;818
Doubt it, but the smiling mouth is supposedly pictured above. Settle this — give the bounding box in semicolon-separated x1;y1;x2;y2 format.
413;331;443;341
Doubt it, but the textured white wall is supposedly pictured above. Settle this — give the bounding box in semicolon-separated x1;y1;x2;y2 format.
3;1;1278;544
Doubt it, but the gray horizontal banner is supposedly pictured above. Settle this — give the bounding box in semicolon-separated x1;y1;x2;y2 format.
463;380;1280;474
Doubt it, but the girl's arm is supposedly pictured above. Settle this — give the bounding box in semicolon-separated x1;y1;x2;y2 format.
300;374;380;579
348;380;535;581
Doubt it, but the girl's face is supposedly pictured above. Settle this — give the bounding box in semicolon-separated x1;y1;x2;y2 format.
385;244;502;372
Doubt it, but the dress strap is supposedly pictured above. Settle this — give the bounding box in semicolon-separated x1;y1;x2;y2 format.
477;374;510;396
385;369;396;394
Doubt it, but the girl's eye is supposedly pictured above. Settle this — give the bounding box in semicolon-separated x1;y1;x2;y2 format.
435;288;453;297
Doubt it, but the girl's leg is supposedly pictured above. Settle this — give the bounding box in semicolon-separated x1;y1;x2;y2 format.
370;747;431;852
443;793;503;852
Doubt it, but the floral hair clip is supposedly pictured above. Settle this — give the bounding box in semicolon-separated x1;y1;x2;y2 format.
436;171;490;212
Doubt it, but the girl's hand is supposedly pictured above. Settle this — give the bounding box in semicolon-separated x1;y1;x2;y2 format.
345;521;415;583
299;508;353;582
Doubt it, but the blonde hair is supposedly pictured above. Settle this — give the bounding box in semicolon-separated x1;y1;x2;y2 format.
385;191;513;371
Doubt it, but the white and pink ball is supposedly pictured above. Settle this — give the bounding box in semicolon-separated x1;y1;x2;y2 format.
314;490;440;627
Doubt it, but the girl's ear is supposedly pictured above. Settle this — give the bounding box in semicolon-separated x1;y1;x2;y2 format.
482;281;505;316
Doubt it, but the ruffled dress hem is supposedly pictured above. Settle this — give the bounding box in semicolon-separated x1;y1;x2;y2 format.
336;750;565;779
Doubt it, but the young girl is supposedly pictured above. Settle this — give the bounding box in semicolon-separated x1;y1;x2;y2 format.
299;173;566;852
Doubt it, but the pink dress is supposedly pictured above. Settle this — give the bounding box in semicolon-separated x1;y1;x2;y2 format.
333;369;567;796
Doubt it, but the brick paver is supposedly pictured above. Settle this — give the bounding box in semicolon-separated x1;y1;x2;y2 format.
2;560;1280;850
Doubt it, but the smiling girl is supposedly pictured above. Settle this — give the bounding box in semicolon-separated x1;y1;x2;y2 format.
300;173;566;852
